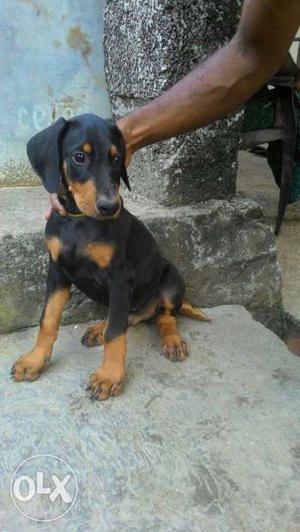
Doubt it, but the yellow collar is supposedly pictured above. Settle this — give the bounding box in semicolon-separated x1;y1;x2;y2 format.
65;211;85;218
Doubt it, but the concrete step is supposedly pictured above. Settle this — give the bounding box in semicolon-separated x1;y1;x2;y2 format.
0;305;299;529
0;186;285;335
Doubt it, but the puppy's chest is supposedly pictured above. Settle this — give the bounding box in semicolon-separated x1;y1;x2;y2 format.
46;235;115;272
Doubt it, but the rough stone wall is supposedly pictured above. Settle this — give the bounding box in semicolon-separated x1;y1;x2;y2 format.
105;0;241;100
104;0;243;205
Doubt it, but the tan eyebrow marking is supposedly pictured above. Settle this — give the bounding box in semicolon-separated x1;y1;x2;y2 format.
110;145;118;157
82;142;92;154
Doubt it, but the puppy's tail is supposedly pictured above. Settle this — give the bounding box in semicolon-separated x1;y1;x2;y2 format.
179;301;212;322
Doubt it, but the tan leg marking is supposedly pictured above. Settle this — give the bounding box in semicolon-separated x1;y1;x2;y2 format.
179;301;211;321
11;288;70;381
81;320;107;347
87;334;127;400
156;313;188;362
110;145;118;157
84;243;115;268
46;237;63;262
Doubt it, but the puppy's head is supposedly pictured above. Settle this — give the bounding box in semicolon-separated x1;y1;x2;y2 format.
27;114;130;219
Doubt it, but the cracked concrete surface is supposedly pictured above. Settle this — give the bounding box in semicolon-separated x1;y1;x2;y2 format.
0;305;300;530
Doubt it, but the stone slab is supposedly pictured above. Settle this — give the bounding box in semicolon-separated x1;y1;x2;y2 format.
0;186;284;335
0;306;299;530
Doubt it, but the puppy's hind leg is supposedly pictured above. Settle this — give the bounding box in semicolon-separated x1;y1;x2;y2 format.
156;263;187;362
179;301;211;322
82;297;159;348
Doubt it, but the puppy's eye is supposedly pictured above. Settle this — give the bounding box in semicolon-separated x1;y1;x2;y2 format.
73;152;86;164
111;154;121;168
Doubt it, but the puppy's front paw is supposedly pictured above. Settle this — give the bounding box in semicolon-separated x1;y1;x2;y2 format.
161;334;188;362
86;366;127;401
11;351;51;381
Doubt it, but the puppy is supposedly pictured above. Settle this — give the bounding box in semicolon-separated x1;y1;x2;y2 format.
11;114;209;400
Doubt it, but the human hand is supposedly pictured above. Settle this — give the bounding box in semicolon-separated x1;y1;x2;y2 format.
45;192;66;220
117;116;135;167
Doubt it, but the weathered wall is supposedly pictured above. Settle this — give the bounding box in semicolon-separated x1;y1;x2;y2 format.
105;0;243;205
0;0;110;187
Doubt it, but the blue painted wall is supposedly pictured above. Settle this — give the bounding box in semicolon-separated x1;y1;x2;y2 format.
0;0;110;185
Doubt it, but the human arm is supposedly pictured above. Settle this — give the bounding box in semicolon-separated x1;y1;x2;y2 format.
117;0;300;163
45;193;66;220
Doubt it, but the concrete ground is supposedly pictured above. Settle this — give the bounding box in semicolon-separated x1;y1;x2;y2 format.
237;150;300;321
1;306;300;530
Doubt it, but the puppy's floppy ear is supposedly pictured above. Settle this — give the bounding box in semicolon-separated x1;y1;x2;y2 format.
119;131;131;191
121;165;131;191
26;117;68;193
105;118;131;191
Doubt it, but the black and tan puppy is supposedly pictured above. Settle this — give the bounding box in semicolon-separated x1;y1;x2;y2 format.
11;114;209;400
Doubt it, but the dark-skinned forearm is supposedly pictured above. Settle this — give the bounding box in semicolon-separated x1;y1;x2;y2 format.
117;0;300;159
118;38;280;155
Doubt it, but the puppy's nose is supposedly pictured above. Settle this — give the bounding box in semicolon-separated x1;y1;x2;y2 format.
96;197;119;217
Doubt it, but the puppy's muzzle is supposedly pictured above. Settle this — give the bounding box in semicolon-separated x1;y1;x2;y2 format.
96;196;120;218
